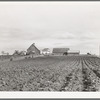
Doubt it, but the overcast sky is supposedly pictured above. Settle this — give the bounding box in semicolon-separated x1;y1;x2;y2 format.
0;2;100;55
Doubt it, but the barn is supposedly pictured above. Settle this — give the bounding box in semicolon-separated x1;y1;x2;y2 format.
26;43;40;55
67;50;80;56
52;48;70;55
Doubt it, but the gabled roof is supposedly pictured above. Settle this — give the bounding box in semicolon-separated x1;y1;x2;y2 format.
53;48;69;53
27;43;40;52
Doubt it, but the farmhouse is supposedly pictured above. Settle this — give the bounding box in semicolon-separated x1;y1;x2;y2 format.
52;48;69;55
67;50;80;56
26;43;40;55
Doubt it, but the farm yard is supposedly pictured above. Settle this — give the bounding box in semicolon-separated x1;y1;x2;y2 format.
0;55;100;91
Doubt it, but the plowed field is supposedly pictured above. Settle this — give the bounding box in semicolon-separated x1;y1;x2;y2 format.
0;55;100;91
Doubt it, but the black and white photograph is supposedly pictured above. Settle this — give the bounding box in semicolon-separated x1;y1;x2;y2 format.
0;1;100;93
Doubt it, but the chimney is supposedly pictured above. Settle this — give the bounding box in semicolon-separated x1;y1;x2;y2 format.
33;43;35;45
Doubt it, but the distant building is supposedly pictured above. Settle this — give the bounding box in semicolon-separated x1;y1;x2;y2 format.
52;48;69;55
67;50;80;56
13;50;26;56
42;48;50;55
13;50;20;56
26;43;40;55
19;51;26;56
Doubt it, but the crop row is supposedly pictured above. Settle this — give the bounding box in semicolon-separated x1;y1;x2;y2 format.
0;56;100;91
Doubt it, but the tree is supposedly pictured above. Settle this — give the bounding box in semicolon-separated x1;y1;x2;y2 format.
63;52;68;55
87;53;91;55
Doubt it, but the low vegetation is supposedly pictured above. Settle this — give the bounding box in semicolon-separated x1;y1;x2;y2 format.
0;55;100;91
